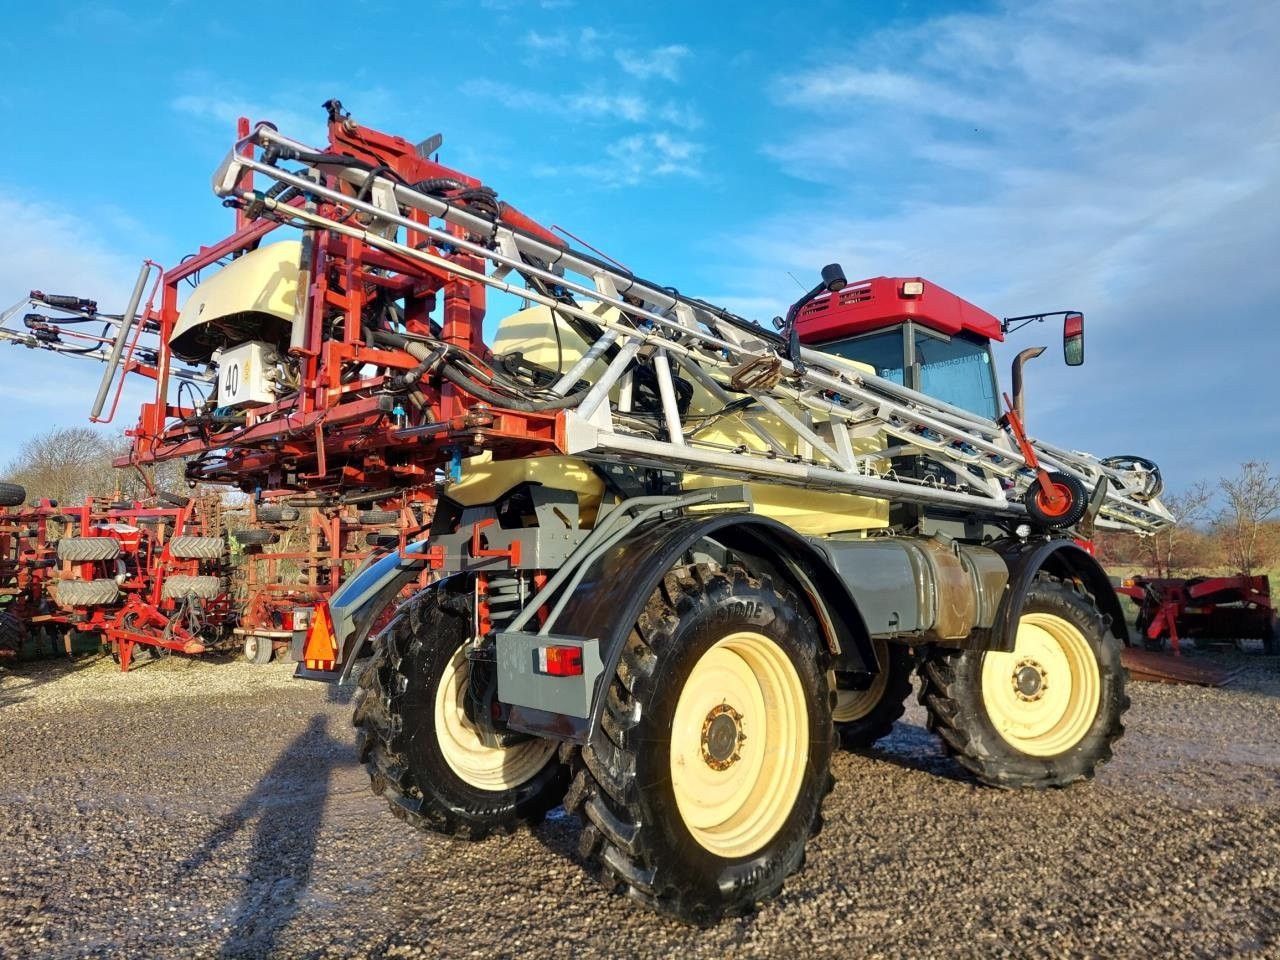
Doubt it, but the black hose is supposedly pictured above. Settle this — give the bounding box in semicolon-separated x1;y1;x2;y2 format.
369;328;584;412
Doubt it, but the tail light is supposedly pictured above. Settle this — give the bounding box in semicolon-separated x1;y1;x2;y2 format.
535;644;584;677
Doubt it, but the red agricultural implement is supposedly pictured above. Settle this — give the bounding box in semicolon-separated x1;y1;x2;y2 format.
1117;575;1276;655
232;495;432;663
0;484;69;658
51;495;234;670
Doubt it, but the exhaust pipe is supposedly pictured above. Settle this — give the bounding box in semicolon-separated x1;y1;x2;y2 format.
1010;346;1046;423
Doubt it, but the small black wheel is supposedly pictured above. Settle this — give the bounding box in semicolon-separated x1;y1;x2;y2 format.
832;638;915;749
358;509;399;525
353;578;566;840
0;482;27;507
567;563;834;925
232;529;279;546
1023;471;1088;529
918;574;1128;789
158;491;190;508
255;506;300;524
243;634;274;665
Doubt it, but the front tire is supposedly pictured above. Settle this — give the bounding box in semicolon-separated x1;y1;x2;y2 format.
353;579;566;840
918;574;1127;789
568;564;834;925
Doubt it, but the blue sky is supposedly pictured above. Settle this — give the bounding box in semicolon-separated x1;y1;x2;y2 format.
0;0;1276;497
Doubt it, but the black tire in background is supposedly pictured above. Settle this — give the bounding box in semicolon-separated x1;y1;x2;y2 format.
918;574;1127;789
255;506;300;524
353;579;566;840
0;482;26;507
0;611;25;657
833;639;915;749
232;528;279;546
567;563;834;926
357;509;399;525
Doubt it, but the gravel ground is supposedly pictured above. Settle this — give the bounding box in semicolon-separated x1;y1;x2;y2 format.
1;648;1277;959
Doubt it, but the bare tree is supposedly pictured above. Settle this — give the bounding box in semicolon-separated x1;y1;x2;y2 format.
2;427;189;505
1141;481;1214;577
1216;461;1280;577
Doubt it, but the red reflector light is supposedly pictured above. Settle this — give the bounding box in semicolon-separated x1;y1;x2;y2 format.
536;645;584;677
1064;312;1083;337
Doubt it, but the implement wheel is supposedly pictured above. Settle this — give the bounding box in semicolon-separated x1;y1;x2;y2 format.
353;579;565;839
568;563;833;925
918;574;1127;788
243;634;274;665
1023;472;1088;529
832;638;914;749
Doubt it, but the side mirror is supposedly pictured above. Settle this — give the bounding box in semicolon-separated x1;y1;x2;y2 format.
1064;311;1084;366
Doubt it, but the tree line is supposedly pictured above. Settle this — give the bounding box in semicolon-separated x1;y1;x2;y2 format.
1096;461;1280;579
5;429;1278;582
2;426;186;506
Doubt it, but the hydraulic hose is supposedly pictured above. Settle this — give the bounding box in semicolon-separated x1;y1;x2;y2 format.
370;329;586;413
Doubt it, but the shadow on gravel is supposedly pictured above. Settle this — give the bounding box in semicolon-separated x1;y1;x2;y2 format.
0;653;106;709
855;721;972;784
173;714;345;959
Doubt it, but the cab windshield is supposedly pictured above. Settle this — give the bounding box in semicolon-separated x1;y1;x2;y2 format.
816;325;999;420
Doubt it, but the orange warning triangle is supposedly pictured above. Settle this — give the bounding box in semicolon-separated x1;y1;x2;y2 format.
303;603;338;671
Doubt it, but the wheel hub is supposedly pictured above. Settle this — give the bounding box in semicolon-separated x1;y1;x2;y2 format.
1013;658;1047;701
701;703;744;770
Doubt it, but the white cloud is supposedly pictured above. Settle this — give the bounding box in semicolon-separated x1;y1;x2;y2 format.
464;80;702;131
172;93;329;147
519;26;604;61
522;29;569;53
0;190;159;464
536;132;703;187
616;45;691;82
728;0;1280;487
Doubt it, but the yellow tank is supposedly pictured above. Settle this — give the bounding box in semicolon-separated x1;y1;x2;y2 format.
448;305;889;536
170;240;302;363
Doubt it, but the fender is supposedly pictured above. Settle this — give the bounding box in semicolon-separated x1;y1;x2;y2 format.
294;538;434;682
986;537;1128;653
508;512;877;742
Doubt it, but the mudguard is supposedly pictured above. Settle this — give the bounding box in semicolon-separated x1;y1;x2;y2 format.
508;512;877;743
294;539;433;682
985;537;1129;652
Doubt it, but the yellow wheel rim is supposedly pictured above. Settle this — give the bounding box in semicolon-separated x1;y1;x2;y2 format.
669;631;808;858
832;637;891;723
980;612;1100;757
433;646;557;791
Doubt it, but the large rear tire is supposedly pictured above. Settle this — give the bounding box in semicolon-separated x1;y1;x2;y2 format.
918;574;1127;789
353;579;565;840
567;563;834;926
832;638;915;749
